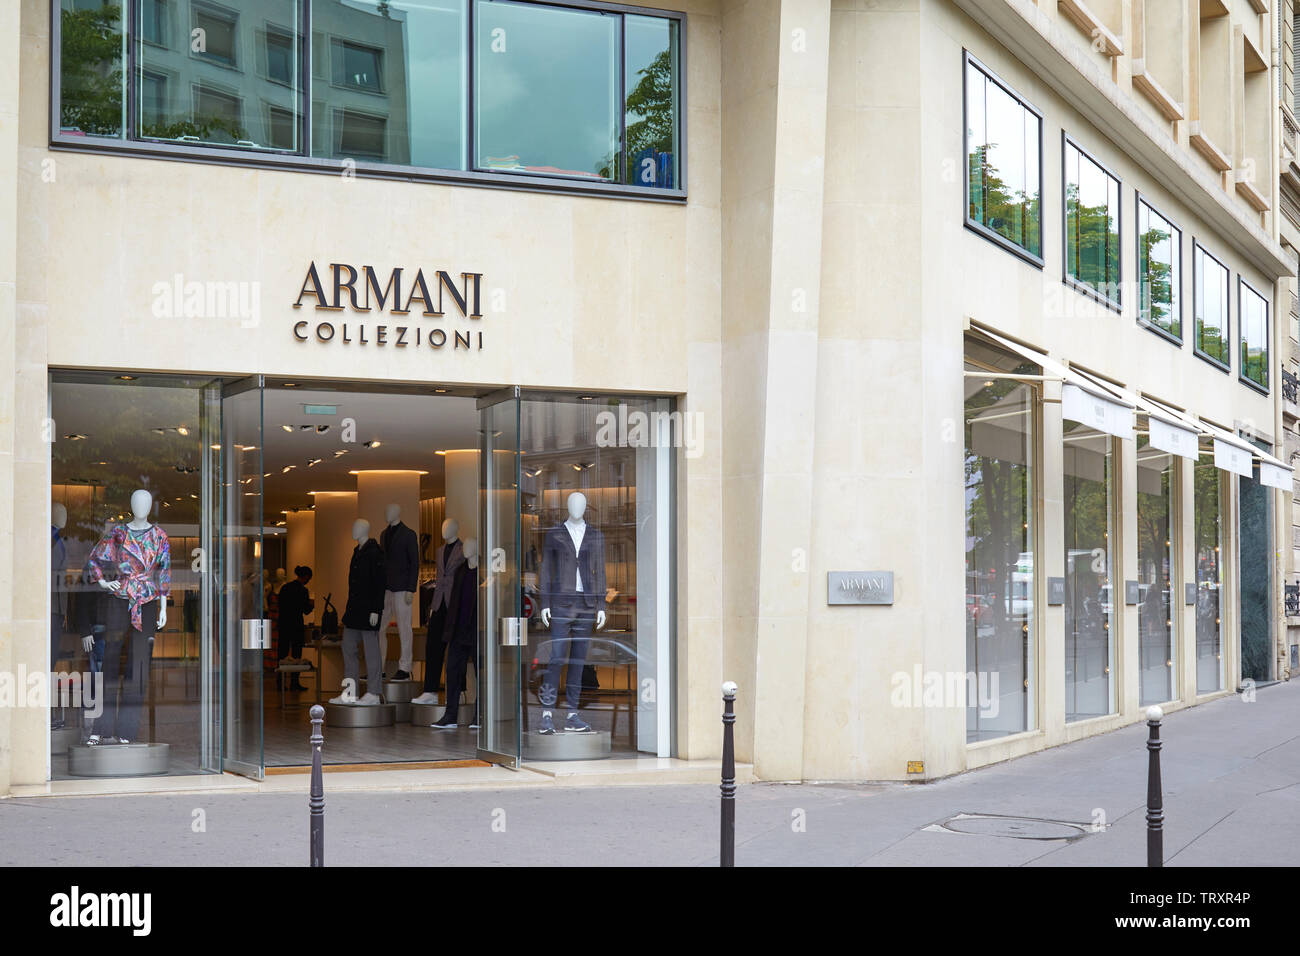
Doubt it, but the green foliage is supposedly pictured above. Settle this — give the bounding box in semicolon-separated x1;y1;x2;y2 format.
59;5;124;136
969;143;1040;255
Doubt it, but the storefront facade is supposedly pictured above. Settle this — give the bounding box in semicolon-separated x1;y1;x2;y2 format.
0;0;1294;793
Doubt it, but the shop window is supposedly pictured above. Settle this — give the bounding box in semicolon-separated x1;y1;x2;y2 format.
518;395;674;757
1194;242;1231;370
334;108;387;160
1063;422;1115;722
1194;456;1223;693
56;0;684;195
190;84;243;145
48;372;220;779
1137;437;1176;706
965;53;1043;262
964;335;1038;741
1137;196;1181;341
1240;436;1274;682
1239;279;1270;392
1063;136;1121;309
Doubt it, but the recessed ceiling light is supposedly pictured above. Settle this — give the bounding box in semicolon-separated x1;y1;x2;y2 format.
210;444;221;450
281;425;293;433
283;383;299;388
364;440;382;448
433;388;448;394
316;425;330;433
176;426;190;436
578;395;595;401
63;434;87;441
116;375;136;381
435;450;446;456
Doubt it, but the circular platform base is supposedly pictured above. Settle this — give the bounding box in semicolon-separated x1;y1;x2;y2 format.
393;701;411;723
409;700;442;726
50;726;80;755
523;730;612;760
365;678;419;703
325;701;396;728
68;742;171;777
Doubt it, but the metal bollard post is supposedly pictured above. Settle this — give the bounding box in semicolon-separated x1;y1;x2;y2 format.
720;681;737;868
1145;705;1163;868
310;704;325;867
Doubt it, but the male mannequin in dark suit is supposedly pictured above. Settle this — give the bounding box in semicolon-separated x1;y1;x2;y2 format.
412;518;464;706
538;491;606;734
431;539;480;729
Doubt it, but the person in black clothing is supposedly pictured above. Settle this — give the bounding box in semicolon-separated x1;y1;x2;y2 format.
277;566;314;691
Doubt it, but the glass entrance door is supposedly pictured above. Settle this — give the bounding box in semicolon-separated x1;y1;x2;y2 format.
477;388;523;768
221;376;266;778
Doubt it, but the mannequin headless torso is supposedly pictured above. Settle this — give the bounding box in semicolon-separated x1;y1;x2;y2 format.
379;503;420;679
332;518;387;705
411;519;464;706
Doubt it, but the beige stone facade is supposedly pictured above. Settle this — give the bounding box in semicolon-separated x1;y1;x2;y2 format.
0;0;1293;793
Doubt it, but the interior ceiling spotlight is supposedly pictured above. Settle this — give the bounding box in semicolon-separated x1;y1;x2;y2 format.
282;465;296;473
115;375;136;381
316;424;330;433
176;426;190;436
281;425;293;433
63;433;87;441
333;450;348;457
299;424;314;431
307;458;322;467
363;440;382;448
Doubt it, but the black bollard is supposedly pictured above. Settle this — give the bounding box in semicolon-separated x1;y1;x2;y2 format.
310;704;325;867
1145;705;1163;868
720;681;737;868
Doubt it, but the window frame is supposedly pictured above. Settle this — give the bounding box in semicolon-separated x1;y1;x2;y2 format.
1061;132;1123;312
962;49;1046;269
49;0;688;202
1192;240;1233;373
1134;191;1183;346
1238;276;1271;394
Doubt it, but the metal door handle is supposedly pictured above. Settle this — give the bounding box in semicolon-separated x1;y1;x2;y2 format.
500;617;527;646
241;618;272;649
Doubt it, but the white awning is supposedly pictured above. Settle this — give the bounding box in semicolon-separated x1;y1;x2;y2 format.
1070;369;1197;459
973;328;1134;440
1260;461;1293;490
1212;438;1254;477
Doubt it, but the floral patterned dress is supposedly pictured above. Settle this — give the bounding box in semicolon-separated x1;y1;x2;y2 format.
86;523;171;633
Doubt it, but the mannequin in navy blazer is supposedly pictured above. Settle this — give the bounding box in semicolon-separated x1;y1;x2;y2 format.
538;492;606;717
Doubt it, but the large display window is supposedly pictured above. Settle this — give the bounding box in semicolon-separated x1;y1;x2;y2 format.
1193;456;1224;693
964;336;1038;741
1136;437;1176;706
1063;422;1114;722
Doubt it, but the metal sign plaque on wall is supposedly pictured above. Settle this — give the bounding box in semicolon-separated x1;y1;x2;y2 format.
827;571;894;605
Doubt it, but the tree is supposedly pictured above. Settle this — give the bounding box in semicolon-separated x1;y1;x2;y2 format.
59;5;124;136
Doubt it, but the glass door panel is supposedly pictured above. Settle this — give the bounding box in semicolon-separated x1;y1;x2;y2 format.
221;376;266;778
477;388;522;767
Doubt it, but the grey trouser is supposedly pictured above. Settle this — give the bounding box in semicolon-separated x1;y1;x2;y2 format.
342;627;383;698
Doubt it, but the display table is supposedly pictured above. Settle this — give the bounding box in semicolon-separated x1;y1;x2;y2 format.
522;730;611;760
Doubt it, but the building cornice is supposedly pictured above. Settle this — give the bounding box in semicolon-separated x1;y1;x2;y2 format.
949;0;1298;280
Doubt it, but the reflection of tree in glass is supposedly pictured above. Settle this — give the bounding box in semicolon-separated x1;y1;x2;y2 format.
1139;225;1174;331
1066;183;1118;298
968;143;1040;254
623;48;673;182
59;5;124;136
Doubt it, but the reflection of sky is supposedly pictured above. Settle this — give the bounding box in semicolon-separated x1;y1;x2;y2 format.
476;0;617;176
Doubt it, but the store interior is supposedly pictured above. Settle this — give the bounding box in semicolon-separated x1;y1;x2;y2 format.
49;374;660;776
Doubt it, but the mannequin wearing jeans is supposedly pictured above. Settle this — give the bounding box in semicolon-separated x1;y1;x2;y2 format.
84;490;170;744
331;518;387;705
538;492;606;735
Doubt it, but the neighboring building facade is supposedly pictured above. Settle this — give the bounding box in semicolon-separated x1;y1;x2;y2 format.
0;0;1292;795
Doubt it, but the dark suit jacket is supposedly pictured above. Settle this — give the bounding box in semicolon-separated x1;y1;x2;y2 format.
442;561;478;648
342;539;387;631
540;522;605;611
379;521;419;593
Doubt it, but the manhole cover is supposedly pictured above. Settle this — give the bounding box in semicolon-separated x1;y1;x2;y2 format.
938;815;1088;840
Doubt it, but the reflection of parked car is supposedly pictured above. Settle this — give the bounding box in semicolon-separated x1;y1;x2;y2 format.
966;593;993;624
527;636;648;708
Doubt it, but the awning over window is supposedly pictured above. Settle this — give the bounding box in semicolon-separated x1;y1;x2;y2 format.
1070;369;1197;459
973;328;1134;440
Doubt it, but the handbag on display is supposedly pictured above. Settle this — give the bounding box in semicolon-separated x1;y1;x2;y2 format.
320;593;339;637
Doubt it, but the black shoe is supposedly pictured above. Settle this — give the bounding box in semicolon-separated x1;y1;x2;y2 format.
431;714;459;729
393;670;411;681
290;680;308;691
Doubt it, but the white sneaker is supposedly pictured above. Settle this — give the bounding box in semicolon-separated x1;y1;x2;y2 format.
329;692;356;705
411;692;438;705
356;692;382;705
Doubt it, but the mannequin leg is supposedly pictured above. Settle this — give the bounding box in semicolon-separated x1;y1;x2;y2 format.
422;604;448;697
442;641;469;722
97;631;126;738
362;629;383;697
395;592;414;675
563;609;594;713
341;627;362;698
117;600;158;742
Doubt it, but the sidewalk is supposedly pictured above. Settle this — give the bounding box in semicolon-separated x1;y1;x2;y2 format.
3;681;1298;866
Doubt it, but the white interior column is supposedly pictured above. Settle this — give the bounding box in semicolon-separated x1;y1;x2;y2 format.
312;492;358;628
443;450;480;544
286;510;316;584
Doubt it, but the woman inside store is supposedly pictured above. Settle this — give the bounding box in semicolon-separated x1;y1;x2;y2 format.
277;566;315;692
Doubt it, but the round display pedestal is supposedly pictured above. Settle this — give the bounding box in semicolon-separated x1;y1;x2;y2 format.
325;701;396;728
50;726;79;756
409;700;441;726
67;742;170;777
523;730;611;760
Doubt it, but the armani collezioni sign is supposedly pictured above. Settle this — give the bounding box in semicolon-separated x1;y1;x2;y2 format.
292;261;485;351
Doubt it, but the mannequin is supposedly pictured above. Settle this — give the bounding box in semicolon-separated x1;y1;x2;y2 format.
51;502;68;667
432;538;479;729
331;518;387;705
537;492;605;734
379;502;419;680
411;518;464;706
84;489;170;744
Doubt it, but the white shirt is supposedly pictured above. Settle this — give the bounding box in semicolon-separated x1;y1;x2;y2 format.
565;519;585;591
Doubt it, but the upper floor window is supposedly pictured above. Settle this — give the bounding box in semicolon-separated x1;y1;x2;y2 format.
1136;196;1181;341
964;52;1043;263
1193;242;1231;370
1240;279;1269;391
54;0;684;196
1063;136;1121;309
